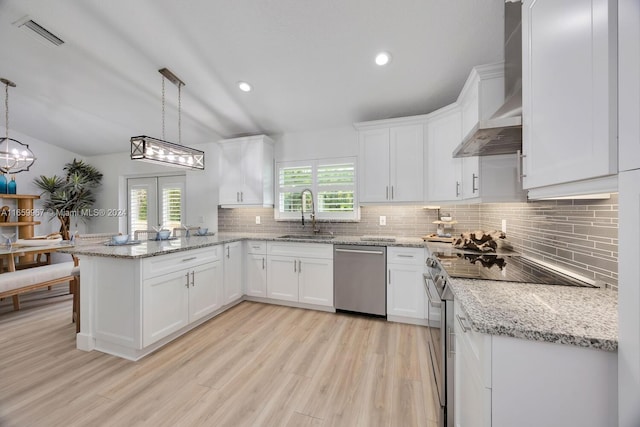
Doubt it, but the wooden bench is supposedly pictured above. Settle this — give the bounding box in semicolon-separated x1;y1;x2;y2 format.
0;262;80;331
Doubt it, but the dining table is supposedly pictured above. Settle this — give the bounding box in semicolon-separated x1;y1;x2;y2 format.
0;241;76;273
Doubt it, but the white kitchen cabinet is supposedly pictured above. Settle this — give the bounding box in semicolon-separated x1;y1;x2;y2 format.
386;247;426;323
356;118;425;203
142;247;223;348
425;67;525;203
218;135;274;207
618;0;640;172
522;0;618;189
245;240;267;298
223;241;243;305
266;242;333;308
453;301;617;427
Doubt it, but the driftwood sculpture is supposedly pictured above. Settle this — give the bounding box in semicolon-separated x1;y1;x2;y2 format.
453;230;506;252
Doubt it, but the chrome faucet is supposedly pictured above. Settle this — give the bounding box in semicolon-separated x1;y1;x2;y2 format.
300;188;319;233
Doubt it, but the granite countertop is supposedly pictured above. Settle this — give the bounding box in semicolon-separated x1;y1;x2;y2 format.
61;232;426;259
447;278;618;351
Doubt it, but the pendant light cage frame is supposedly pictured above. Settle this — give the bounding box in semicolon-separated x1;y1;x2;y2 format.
0;78;36;174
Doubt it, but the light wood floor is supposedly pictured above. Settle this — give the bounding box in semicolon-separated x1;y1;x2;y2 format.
0;289;439;427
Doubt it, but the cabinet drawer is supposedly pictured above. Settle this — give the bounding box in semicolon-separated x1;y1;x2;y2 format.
246;240;267;254
143;246;221;279
387;247;425;265
267;242;333;259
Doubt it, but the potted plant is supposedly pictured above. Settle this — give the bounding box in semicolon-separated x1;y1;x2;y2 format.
33;159;103;240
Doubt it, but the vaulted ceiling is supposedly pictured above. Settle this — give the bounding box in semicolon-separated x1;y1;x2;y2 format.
0;0;504;156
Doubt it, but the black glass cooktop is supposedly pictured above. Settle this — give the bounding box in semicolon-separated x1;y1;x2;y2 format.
431;251;593;287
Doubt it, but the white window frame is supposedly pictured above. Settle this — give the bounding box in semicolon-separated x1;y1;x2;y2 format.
275;156;359;221
127;174;186;234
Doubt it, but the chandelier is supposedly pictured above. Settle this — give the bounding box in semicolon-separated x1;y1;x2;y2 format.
130;68;204;170
0;78;36;174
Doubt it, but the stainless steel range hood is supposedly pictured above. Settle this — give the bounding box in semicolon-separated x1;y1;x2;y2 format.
453;2;522;158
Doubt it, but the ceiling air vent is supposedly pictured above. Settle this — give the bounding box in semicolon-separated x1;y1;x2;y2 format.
13;17;65;46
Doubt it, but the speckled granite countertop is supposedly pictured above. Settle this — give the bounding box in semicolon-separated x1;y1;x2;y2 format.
61;232;426;259
448;278;618;351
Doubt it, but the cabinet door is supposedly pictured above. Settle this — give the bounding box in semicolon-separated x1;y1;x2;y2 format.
390;124;424;202
462;157;480;199
246;253;267;297
143;269;190;347
266;255;299;302
359;129;391;202
223;242;243;304
219;142;244;205
298;257;333;307
522;0;617;188
425;108;463;201
189;260;223;322
387;263;426;319
241;139;264;204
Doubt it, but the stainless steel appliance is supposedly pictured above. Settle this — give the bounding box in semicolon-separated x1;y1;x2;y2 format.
424;245;595;427
334;245;386;316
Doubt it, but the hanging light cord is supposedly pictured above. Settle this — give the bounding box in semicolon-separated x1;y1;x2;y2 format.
161;75;166;141
178;83;182;145
4;82;8;139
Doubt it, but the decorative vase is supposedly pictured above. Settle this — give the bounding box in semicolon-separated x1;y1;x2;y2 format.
7;176;16;194
0;173;6;194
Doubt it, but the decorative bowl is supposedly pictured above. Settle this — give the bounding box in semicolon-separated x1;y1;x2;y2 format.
196;228;208;236
157;230;171;240
112;234;129;244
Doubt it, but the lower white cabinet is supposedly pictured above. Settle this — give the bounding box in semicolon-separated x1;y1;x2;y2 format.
223;241;243;304
245;240;267;297
142;248;223;348
453;301;617;427
387;247;427;321
266;242;333;307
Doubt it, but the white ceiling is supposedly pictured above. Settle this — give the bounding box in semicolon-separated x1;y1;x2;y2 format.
0;0;504;156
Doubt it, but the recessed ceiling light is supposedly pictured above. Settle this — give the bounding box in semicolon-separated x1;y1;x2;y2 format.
375;52;391;66
238;81;252;92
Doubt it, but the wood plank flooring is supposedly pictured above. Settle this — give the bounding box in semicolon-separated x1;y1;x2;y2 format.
0;291;439;427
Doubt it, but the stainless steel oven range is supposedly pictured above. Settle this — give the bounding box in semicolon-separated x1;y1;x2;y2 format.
423;246;595;427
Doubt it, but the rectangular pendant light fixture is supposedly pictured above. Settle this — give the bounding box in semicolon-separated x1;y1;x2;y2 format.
130;136;204;170
130;68;205;170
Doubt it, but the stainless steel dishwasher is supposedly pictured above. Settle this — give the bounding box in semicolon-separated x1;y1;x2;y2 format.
334;245;386;316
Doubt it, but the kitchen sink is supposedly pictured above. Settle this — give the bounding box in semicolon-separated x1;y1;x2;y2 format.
278;234;335;240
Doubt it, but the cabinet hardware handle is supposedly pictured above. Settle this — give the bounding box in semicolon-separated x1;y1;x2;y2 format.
456;314;470;333
391;185;394;199
185;272;190;288
517;149;527;183
191;271;195;286
386;186;389;200
294;259;297;272
237;192;240;202
455;181;461;197
227;246;230;258
252;245;260;249
335;249;384;255
241;192;243;202
397;254;413;258
388;269;391;284
297;260;301;273
182;256;197;262
448;327;455;357
472;173;478;193
262;257;265;269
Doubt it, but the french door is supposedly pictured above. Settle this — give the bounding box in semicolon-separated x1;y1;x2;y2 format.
127;175;186;234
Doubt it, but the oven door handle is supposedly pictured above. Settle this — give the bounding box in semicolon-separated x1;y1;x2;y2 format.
424;276;442;308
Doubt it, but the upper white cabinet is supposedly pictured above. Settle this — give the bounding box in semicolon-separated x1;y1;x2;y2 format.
618;0;640;172
356;118;425;203
425;103;525;203
522;0;618;189
218;135;274;207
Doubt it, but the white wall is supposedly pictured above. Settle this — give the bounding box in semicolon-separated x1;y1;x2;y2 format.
0;126;87;236
273;125;357;162
86;142;220;234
